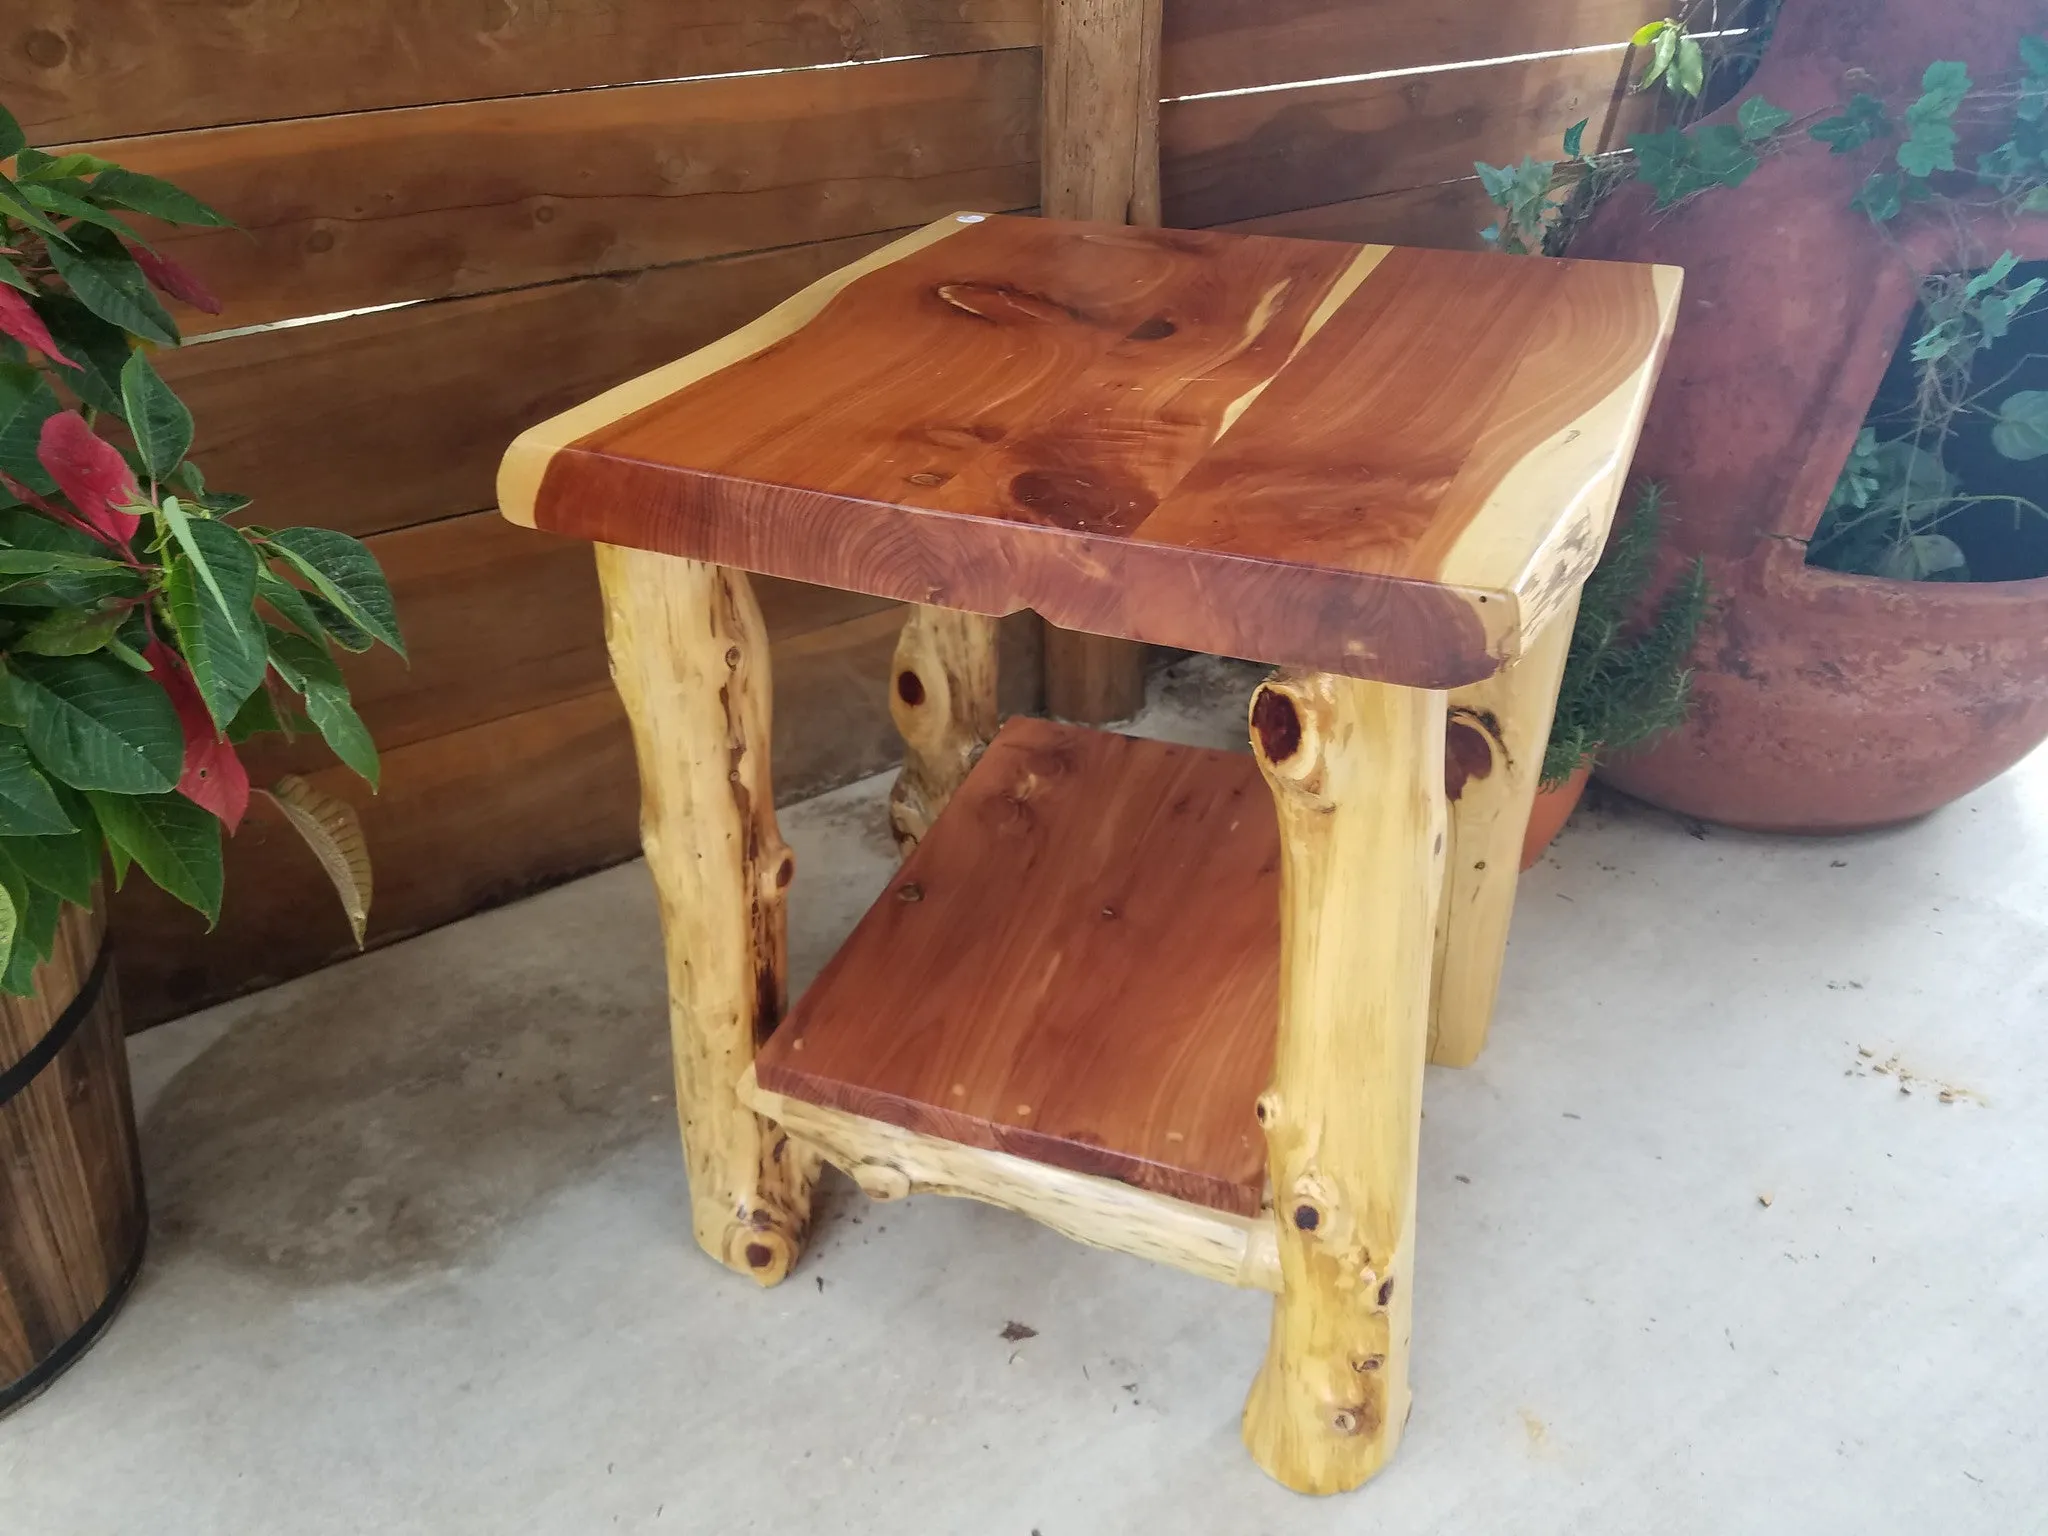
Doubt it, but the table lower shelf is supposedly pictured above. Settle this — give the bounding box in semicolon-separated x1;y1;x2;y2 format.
753;717;1281;1217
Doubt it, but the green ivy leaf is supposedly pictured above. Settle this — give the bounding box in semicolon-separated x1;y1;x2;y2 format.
86;788;223;922
1673;35;1706;99
10;650;183;793
1810;93;1893;153
46;225;180;347
1992;390;2048;460
0;724;75;836
85;168;232;230
163;515;266;729
118;350;194;478
1562;118;1588;160
1851;170;1904;222
1898;128;1957;178
1737;96;1793;143
1687;125;1759;190
265;527;405;658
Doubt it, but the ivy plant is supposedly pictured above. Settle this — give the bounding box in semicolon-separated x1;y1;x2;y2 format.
0;99;401;992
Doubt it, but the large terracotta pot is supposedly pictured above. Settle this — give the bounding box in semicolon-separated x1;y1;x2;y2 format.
1573;0;2048;831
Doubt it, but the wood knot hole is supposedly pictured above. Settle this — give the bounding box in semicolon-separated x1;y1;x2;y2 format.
896;670;926;706
897;882;924;903
1127;315;1176;341
725;645;743;669
776;855;795;889
1377;1276;1396;1306
1292;1204;1320;1232
1251;689;1301;763
1353;1354;1385;1373
744;1243;774;1269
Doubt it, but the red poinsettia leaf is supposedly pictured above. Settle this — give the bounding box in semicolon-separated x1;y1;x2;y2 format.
0;285;80;369
128;244;223;316
36;410;142;544
146;640;250;831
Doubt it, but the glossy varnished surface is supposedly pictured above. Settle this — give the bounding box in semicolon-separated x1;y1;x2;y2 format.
503;214;1679;688
753;717;1281;1215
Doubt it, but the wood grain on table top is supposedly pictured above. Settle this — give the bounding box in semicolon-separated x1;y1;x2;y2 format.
502;214;1678;688
752;717;1281;1216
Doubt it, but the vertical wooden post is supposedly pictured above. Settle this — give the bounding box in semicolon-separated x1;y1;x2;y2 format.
1429;595;1582;1067
596;545;818;1286
1039;0;1162;723
1242;670;1447;1496
888;605;1001;856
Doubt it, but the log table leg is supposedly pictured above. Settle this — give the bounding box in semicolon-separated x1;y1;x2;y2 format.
1428;594;1581;1068
1242;670;1448;1496
596;544;818;1286
888;605;1000;856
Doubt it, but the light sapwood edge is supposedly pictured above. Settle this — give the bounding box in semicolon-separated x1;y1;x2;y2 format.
1442;263;1685;657
888;605;1001;855
1427;591;1581;1068
596;545;818;1286
1209;243;1391;446
497;215;980;526
1241;669;1447;1496
739;1067;1283;1293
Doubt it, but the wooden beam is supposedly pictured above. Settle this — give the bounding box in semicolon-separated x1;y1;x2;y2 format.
1038;0;1161;722
741;1068;1282;1293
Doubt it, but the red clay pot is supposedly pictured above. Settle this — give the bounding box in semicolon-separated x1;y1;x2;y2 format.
1572;0;2048;831
1521;762;1592;869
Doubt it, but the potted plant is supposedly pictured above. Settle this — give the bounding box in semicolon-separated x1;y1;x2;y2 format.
1480;2;2048;831
0;102;401;1414
1521;483;1708;867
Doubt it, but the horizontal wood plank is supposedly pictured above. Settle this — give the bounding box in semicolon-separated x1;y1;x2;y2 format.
1162;49;1661;230
160;229;923;543
84;49;1041;335
8;0;1041;142
1162;0;1678;100
1218;177;1497;252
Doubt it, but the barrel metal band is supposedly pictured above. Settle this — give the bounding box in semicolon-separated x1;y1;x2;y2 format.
0;945;112;1110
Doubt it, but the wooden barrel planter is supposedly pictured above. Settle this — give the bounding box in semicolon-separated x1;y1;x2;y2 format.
0;901;147;1417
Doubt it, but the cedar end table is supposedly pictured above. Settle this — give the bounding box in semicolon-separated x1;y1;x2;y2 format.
499;214;1678;1496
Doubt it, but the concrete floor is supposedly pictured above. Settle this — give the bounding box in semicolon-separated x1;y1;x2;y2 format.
4;655;2045;1535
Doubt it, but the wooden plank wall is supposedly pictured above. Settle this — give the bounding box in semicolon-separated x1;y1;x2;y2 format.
3;3;1043;1022
1159;0;1679;246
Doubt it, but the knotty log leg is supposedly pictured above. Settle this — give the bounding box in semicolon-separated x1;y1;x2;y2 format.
596;544;818;1286
888;605;1000;856
1242;670;1447;1495
1428;594;1581;1068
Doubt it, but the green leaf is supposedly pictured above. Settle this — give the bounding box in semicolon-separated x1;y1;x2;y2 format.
0;857;58;995
85;168;231;229
0;360;62;492
225;683;283;744
15;604;129;656
0;255;32;295
1562;118;1588;160
0;826;97;906
1641;23;1678;90
265;625;345;691
1737;96;1793;143
1992;391;2048;460
302;682;379;789
1876;533;1968;582
17;179;141;242
0;171;73;245
45;225;179;347
35;295;134;417
1898;129;1956;178
0;549;128;577
1851;171;1904;222
1673;35;1705;99
1688;125;1759;189
158;494;238;624
2021;34;2048;78
0;724;75;836
1630;19;1668;47
0;873;16;993
0;103;23;162
265;527;405;657
118;350;192;477
19;151;112;182
255;565;325;638
1810;93;1894;154
164;515;266;729
86;789;223;922
10;650;182;793
1917;60;1972;107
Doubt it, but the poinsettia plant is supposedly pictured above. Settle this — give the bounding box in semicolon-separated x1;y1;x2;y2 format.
0;101;401;994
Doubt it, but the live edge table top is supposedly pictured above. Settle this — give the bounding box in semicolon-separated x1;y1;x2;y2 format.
500;214;1679;689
